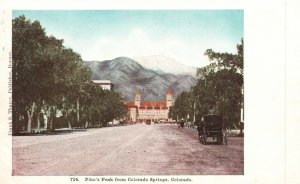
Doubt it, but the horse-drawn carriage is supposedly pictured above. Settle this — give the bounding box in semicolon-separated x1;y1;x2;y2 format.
197;114;227;145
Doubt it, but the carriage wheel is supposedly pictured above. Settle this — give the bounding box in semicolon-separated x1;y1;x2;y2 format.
218;134;223;144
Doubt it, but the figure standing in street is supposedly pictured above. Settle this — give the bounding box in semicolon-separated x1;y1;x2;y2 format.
180;119;184;128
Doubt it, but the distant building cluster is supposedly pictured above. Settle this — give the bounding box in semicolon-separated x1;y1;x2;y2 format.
125;90;174;123
92;80;174;123
93;80;114;90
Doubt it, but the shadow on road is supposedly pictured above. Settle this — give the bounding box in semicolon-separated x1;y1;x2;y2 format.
13;128;87;136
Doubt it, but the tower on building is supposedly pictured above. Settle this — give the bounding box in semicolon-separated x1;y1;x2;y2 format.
134;90;141;107
166;90;173;107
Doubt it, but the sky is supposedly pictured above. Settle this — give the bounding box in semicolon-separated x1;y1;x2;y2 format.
13;10;243;68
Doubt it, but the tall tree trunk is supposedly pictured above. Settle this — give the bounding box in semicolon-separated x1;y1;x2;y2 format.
85;120;88;129
45;108;50;132
77;99;80;124
68;121;72;130
193;101;196;123
49;106;56;131
26;102;35;133
37;113;40;133
43;114;48;129
49;117;53;131
42;100;50;132
66;110;72;130
88;114;92;128
26;112;32;133
45;106;55;132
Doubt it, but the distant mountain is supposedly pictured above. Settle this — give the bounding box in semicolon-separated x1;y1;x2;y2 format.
133;55;197;76
83;57;197;101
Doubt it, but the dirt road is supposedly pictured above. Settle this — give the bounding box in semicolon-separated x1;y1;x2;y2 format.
13;124;243;175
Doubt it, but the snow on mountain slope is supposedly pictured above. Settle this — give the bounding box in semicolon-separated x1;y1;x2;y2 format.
133;55;197;76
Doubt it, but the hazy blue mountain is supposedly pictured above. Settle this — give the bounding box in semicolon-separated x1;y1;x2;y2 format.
83;57;197;101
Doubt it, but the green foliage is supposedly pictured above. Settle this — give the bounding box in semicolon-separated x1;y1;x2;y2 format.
171;39;244;129
12;16;126;134
169;91;194;121
197;39;244;129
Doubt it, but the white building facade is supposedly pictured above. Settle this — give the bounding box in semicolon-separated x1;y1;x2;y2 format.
92;80;114;90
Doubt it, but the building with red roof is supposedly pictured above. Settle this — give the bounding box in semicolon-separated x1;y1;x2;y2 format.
125;90;173;123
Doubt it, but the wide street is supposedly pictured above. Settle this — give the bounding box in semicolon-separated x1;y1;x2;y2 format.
13;124;243;175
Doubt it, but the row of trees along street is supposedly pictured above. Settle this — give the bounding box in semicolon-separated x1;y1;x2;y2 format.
169;39;244;130
12;16;126;134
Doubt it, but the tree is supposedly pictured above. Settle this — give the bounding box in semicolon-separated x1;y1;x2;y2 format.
194;38;244;129
12;16;50;133
12;15;126;134
12;16;87;133
104;91;126;126
169;91;193;121
171;39;243;129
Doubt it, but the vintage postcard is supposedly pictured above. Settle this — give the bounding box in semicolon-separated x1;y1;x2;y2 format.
0;0;298;183
11;10;244;177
